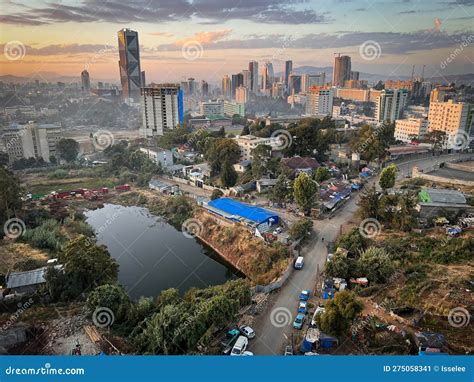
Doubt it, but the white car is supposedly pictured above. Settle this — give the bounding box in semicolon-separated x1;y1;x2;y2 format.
242;351;254;356
231;336;249;356
239;325;256;339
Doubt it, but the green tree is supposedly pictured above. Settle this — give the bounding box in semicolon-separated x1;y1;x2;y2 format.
56;138;80;163
221;160;238;187
289;218;313;241
210;189;224;200
269;174;290;206
379;164;397;191
426;130;447;152
325;250;353;279
86;284;130;323
293;172;318;213
314;167;330;182
336;227;369;255
206;138;240;174
45;235;119;301
357;186;381;220
251;144;272;179
0;168;22;227
357;246;394;283
241;125;250;136
316;291;363;336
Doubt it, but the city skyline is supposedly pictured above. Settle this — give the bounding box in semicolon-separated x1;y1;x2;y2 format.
0;0;473;84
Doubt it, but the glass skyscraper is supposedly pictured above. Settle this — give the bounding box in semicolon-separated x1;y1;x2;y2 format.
118;28;142;99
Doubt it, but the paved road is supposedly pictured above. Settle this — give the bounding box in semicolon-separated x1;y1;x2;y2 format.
250;152;472;355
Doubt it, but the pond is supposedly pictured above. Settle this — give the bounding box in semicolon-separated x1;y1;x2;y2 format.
85;204;237;299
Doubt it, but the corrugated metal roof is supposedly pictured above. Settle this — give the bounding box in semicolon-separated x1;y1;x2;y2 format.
207;198;279;225
7;267;48;289
425;188;466;205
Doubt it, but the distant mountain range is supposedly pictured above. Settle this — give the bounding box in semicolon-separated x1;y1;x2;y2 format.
276;66;474;85
1;68;472;86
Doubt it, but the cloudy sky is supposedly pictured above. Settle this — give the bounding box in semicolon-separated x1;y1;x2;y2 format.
0;0;473;84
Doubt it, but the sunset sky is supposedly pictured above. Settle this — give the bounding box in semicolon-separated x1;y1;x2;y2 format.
0;0;473;85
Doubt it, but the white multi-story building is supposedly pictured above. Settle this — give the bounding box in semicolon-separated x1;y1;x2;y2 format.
200;100;224;116
140;84;182;137
305;87;334;116
375;89;408;122
233;135;281;161
428;99;469;148
139;147;174;168
223;101;245;117
394;118;428;143
1;121;62;163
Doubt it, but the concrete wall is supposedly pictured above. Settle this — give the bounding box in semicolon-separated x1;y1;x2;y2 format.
444;161;474;173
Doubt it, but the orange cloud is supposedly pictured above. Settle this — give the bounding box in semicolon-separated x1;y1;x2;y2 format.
174;29;232;46
148;32;174;37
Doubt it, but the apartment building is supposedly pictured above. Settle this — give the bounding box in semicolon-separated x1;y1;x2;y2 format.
394;118;428;143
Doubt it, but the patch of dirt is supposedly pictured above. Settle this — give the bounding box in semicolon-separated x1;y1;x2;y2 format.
0;242;49;275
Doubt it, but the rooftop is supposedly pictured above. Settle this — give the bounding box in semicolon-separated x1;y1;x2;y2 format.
419;188;466;205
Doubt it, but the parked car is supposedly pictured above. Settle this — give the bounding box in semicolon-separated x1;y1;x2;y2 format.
284;345;294;355
299;290;310;301
298;301;308;314
293;313;306;330
239;325;255;339
294;256;304;269
230;336;249;356
241;351;254;356
326;253;334;263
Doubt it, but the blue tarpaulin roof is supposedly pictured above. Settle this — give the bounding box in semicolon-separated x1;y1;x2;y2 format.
207;198;279;225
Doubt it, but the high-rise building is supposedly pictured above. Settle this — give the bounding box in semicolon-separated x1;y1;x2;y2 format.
284;60;293;89
375;89;408;122
271;82;284;99
394;118;429;143
222;75;231;98
261;62;274;94
118;28;142;99
1;121;62;164
231;73;244;98
288;74;302;95
81;69;91;94
140;84;184;137
141;71;146;87
332;55;351;87
236;86;249;104
430;86;457;103
350;71;360;81
301;73;325;92
428;100;469;148
200;80;209;97
187;78;196;95
305;86;334;116
242;70;251;90
249;61;259;94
